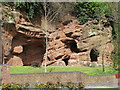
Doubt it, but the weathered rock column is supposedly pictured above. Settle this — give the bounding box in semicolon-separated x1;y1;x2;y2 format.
2;64;10;84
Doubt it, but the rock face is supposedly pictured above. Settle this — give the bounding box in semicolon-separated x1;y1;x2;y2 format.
2;6;114;67
2;7;46;66
45;15;114;67
13;45;23;54
7;56;23;66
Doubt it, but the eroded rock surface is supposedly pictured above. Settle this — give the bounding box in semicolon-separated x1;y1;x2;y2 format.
45;15;114;66
2;6;114;67
2;7;46;66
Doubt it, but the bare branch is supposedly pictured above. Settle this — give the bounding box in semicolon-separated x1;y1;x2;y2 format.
48;5;63;23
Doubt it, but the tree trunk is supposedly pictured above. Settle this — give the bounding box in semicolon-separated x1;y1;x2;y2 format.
0;3;2;64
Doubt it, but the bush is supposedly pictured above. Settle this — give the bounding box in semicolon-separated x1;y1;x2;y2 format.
111;40;119;69
2;83;29;89
34;81;84;89
74;2;111;24
14;2;43;19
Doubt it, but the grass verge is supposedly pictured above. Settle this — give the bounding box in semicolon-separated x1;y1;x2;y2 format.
10;66;118;75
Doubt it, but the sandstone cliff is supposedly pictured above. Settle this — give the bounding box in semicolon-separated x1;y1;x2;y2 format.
2;5;114;67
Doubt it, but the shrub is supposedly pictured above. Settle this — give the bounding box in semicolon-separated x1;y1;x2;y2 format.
74;2;111;24
34;81;84;89
34;83;47;88
14;2;43;19
2;83;29;89
111;40;119;69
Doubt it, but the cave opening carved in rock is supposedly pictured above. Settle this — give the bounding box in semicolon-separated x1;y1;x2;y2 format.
69;40;79;53
62;39;80;53
90;48;99;62
21;42;46;66
62;55;70;66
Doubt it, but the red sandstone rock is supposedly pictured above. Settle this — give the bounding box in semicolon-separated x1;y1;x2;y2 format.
2;7;114;67
13;45;23;54
2;65;10;84
7;56;23;66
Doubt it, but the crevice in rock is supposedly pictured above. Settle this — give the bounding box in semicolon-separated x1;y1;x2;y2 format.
79;49;88;52
55;55;63;60
65;32;73;37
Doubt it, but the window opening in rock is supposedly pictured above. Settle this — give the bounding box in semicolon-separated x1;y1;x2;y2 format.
90;48;99;62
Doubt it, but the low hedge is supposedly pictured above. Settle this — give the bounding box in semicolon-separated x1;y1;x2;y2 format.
2;82;84;89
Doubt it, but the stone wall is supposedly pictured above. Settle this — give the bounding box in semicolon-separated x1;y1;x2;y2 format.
1;64;10;84
10;72;80;84
1;65;118;88
0;65;2;86
10;72;118;88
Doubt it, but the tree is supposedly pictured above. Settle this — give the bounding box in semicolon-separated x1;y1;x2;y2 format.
0;3;2;64
42;2;63;72
107;2;119;69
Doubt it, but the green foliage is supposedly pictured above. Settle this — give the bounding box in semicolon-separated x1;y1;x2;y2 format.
74;2;119;69
111;40;119;69
14;2;43;19
64;82;84;88
74;2;111;24
2;83;29;89
106;2;119;69
34;81;84;88
34;83;47;88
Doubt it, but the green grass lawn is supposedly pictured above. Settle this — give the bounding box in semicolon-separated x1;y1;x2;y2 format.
10;66;118;75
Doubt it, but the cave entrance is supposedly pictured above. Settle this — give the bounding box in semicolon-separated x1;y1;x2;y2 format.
20;41;46;66
67;40;79;53
90;48;99;62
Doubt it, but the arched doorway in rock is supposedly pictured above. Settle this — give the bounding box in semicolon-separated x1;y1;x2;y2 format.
90;48;99;62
